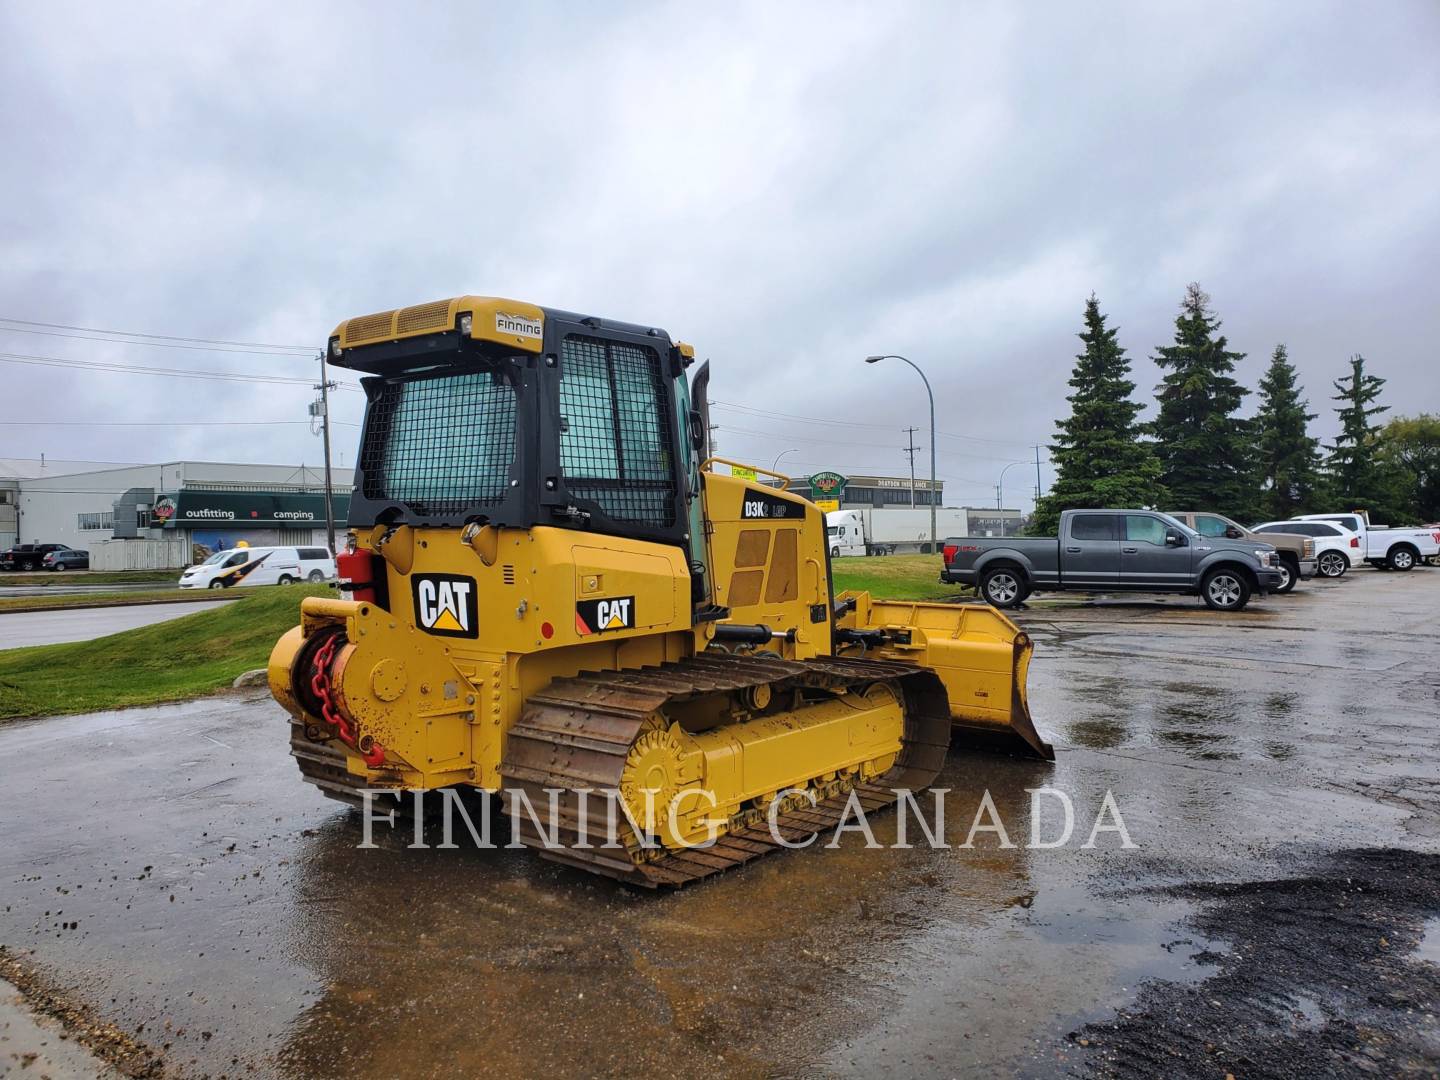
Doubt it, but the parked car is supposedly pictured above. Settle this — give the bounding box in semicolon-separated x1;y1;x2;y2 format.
179;546;330;589
295;546;338;583
1252;519;1360;579
0;542;70;572
1166;511;1314;594
42;547;89;571
1290;512;1440;572
941;508;1284;611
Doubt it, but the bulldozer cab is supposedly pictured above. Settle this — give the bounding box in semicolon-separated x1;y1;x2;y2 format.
333;298;699;558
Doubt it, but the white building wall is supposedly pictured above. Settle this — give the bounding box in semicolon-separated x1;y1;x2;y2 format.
15;464;175;548
14;461;338;554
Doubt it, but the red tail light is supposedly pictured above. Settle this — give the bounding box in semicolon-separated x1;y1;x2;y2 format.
1349;537;1360;548
942;544;959;563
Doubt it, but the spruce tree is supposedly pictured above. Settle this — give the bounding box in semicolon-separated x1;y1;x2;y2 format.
1030;295;1164;534
1326;354;1389;506
1253;344;1322;520
1151;283;1255;519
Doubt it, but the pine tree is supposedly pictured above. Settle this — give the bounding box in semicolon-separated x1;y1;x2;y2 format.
1326;354;1389;506
1253;344;1322;520
1151;283;1255;519
1030;295;1164;534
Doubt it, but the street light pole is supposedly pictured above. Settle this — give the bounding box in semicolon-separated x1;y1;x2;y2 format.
771;448;800;473
771;448;800;487
866;355;937;552
996;460;1030;537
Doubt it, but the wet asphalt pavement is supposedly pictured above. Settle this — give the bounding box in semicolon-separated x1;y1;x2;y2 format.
0;567;1436;1078
0;583;175;599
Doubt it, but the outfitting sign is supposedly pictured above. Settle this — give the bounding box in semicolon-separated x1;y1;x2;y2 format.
157;490;351;528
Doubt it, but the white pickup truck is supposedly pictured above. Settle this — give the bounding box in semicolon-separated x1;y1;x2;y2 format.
1292;512;1440;572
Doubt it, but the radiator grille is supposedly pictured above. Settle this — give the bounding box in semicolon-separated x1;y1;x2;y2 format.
344;310;395;343
559;335;675;527
359;371;516;516
396;300;452;334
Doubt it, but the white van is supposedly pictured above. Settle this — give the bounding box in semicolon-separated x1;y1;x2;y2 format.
178;546;334;590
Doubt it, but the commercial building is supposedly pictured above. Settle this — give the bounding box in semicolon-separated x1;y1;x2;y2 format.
8;459;346;569
1;457;143;551
787;471;943;509
781;470;1024;535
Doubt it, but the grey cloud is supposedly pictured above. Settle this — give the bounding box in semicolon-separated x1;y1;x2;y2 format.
2;1;1436;507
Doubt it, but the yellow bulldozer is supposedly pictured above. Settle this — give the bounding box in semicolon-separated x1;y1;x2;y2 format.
269;296;1051;886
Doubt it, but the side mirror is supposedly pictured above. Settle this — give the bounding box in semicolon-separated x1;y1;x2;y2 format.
1165;531;1184;547
688;409;706;452
1224;526;1243;539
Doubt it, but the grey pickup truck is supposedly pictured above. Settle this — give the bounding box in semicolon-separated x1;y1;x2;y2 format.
941;508;1285;611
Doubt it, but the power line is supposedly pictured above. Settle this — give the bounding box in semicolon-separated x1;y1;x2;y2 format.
710;398;1036;449
716;421;1035;464
0;351;364;392
0;418;359;427
0;325;317;358
0;316;313;353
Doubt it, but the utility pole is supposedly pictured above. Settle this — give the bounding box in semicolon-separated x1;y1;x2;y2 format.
902;427;920;507
313;351;338;556
1034;445;1044;505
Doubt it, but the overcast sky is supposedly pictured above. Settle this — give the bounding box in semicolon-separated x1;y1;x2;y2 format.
3;2;1436;509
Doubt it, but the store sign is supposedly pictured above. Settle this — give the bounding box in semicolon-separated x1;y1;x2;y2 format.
874;477;934;489
808;471;847;497
161;490;351;528
814;499;840;513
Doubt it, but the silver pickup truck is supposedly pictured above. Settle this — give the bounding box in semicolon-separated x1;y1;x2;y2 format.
941;508;1285;611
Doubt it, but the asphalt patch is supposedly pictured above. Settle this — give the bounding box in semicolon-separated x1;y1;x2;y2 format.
1071;848;1440;1078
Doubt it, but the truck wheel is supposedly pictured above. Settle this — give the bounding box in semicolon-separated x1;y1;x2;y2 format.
1388;546;1418;571
1316;551;1347;578
1274;557;1297;593
209;580;225;590
980;567;1028;608
831;546;840;558
308;569;326;583
1201;568;1251;611
278;574;296;585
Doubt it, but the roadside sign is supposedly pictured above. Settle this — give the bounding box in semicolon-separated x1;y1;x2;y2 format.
809;472;847;500
815;499;840;513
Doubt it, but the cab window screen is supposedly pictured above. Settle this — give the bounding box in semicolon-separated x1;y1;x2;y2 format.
559;335;676;526
359;370;517;515
1071;514;1116;541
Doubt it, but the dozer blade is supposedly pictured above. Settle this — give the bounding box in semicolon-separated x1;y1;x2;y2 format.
836;591;1054;761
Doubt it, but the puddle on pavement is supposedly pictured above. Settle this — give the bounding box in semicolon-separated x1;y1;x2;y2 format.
1415;918;1440;966
0;699;1181;1079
